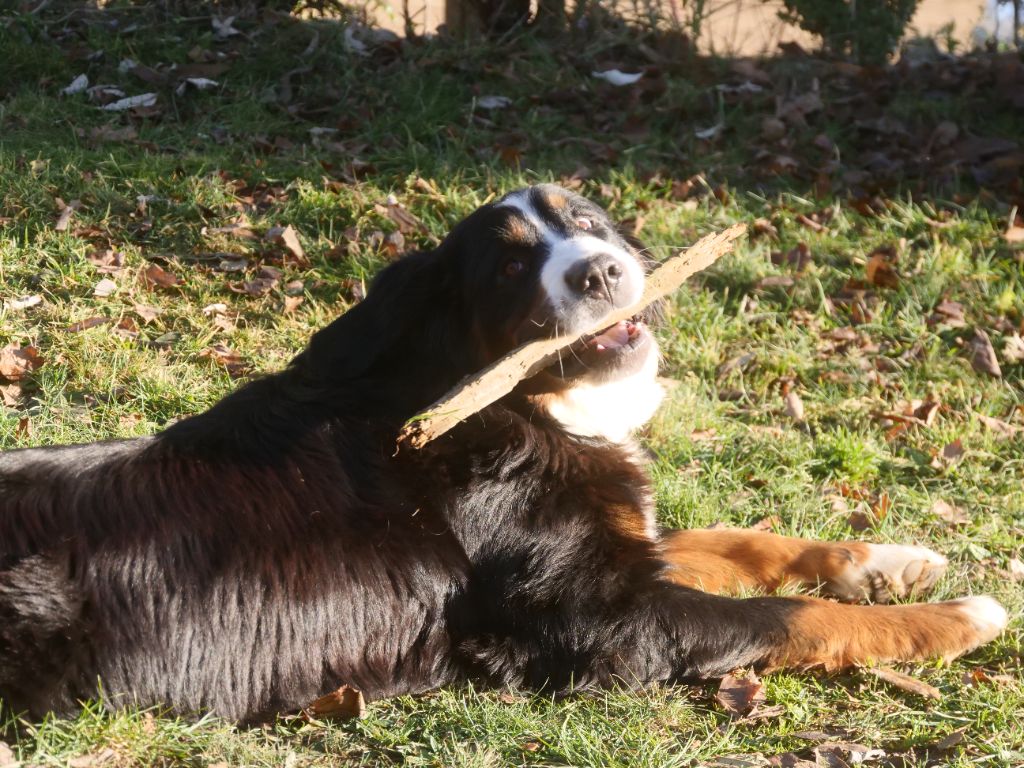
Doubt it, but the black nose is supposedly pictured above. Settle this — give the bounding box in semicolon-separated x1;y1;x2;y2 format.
564;255;623;300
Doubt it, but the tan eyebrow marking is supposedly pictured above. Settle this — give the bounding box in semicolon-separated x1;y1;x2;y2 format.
544;191;568;210
500;216;536;245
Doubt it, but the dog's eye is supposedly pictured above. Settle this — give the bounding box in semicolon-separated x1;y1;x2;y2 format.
503;259;525;277
575;217;593;231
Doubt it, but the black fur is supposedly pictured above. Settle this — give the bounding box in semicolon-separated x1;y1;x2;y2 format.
0;186;792;722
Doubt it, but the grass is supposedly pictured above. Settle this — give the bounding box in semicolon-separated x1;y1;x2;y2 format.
1;4;1023;766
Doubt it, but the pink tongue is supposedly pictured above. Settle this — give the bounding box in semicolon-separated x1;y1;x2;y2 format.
590;321;631;350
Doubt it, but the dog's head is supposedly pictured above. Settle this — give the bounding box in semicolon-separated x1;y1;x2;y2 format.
300;185;662;440
450;184;657;387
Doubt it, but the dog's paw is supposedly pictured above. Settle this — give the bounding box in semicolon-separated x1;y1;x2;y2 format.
949;595;1009;645
829;543;948;603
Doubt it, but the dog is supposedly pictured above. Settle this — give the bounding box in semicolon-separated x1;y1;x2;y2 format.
0;185;1007;722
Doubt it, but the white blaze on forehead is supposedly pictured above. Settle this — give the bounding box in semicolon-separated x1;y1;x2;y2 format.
498;190;553;244
497;190;644;310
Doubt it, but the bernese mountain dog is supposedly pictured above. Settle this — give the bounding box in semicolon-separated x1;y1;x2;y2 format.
0;185;1007;722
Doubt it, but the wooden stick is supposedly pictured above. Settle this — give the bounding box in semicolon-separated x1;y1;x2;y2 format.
397;223;747;450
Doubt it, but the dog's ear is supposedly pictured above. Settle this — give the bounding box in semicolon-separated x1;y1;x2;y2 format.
292;241;477;400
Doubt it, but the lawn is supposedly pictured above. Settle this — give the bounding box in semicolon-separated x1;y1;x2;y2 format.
1;4;1022;766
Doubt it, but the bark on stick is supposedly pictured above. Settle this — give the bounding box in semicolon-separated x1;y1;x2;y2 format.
397;223;747;450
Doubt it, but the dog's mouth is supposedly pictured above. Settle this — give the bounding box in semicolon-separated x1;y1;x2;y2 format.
544;313;653;381
581;316;645;353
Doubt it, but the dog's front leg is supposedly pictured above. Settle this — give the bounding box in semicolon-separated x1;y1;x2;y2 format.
632;587;1007;681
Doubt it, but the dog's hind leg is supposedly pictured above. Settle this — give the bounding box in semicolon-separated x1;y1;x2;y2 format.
660;529;948;603
0;555;87;716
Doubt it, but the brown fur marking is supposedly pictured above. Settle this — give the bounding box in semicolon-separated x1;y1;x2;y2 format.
762;597;987;671
661;529;869;595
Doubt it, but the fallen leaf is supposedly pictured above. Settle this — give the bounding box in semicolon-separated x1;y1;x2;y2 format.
968;329;1001;377
143;264;181;290
521;741;542;753
202;302;229;316
0;345;44;381
93;278;117;297
303;684;365;721
784;390;805;421
55;198;80;231
931;499;970;526
976;413;1021;437
0;383;22;408
6;295;42;311
87;248;124;274
265;225;306;262
133;304;161;323
199;344;249;378
66;316;111;333
283;295;303;314
100;93;157;112
749;516;780;532
865;251;899;288
68;748;117;768
1007;558;1024;582
930;438;964;470
477;95;512;109
379;194;422;234
61;73;89;95
591;69;643;86
864;665;941;699
715;671;765;716
1003;333;1024;363
929;299;966;328
932;727;968;751
206;219;256;240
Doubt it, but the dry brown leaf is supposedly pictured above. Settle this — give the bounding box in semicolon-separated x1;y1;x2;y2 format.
66;316;111;333
864;665;941;699
0;383;22;408
93;278;117;297
932;727;968;752
143;264;181;290
931;499;970;526
930;438;965;470
133;304;162;324
283;295;303;314
976;413;1021;437
715;671;765;715
1007;558;1024;582
206;218;256;240
87;248;124;274
0;344;44;381
6;295;42;312
199;344;249;378
865;251;899;288
928;299;966;328
303;684;365;721
265;224;306;263
1003;333;1024;364
968;329;1002;378
784;390;805;421
749;516;780;532
379;194;423;234
68;748;117;768
55;198;80;231
521;742;542;753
